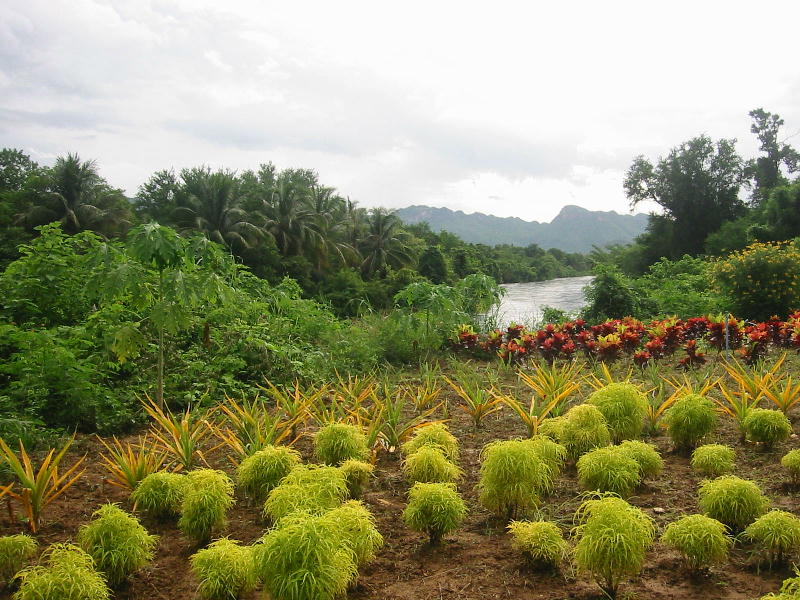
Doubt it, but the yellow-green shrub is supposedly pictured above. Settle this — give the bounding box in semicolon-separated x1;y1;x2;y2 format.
236;445;300;502
691;444;735;477
189;538;256;600
587;383;648;442
664;393;717;450
263;465;348;522
179;470;235;544
402;446;462;484
13;544;110;600
401;423;459;461
323;500;383;566
744;510;800;566
403;482;466;545
698;475;769;531
559;404;611;460
524;435;567;485
313;423;369;465
744;408;792;448
576;446;641;497
661;514;731;571
507;520;567;568
339;460;374;499
477;439;549;520
0;534;36;583
131;472;188;519
618;440;663;479
781;449;800;484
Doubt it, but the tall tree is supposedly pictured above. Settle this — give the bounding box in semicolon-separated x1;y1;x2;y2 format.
359;208;415;278
745;108;800;207
0;148;39;192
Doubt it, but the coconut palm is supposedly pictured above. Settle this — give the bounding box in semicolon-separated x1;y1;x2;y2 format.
359;208;415;277
260;179;322;257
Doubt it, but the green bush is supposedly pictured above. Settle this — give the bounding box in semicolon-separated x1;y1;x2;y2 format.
313;423;369;465
263;465;348;522
587;383;648;442
664;393;717;450
538;416;566;441
744;408;792;448
617;440;663;479
179;470;235;544
743;510;800;566
573;495;655;598
477;439;549;520
339;460;374;499
576;446;641;497
253;512;357;600
760;571;800;599
189;538;256;600
524;435;567;484
13;543;110;600
661;514;731;571
323;500;383;566
691;444;736;477
0;534;37;583
781;449;800;484
401;423;459;461
236;445;301;502
559;404;612;460
77;504;157;586
698;475;769;531
402;446;462;484
131;472;188;519
403;482;466;545
507;520;567;568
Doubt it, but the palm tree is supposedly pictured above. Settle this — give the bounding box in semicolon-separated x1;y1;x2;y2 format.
259;179;322;257
359;208;415;277
306;184;358;273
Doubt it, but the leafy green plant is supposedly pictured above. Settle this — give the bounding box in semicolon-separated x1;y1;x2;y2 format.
664;393;717;450
744;408;792;448
373;390;440;455
263;465;348;522
213;394;297;462
444;374;502;430
189;538;256;600
781;449;800;485
617;440;663;479
339;460;374;499
401;423;459;461
762;376;800;415
572;495;656;599
13;543;110;600
576;446;641;497
524;435;567;487
77;503;158;586
130;472;188;519
477;439;549;521
760;570;800;599
143;399;211;470
743;510;800;566
698;475;769;531
0;534;37;583
507;520;567;569
402;446;462;484
559;404;612;460
179;469;235;544
313;423;369;466
537;415;566;441
236;445;301;502
691;444;736;477
403;482;466;544
323;500;383;566
97;436;165;491
661;514;732;571
587;382;648;443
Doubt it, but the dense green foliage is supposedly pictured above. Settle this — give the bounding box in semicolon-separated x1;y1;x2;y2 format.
131;472;188;519
781;450;800;483
13;544;110;600
661;514;731;571
664;394;717;450
507;520;567;568
403;482;467;544
236;445;301;502
691;444;736;477
402;446;462;484
338;460;374;499
0;534;37;583
189;538;257;600
744;510;800;566
262;465;348;522
178;470;235;544
477;439;549;520
587;383;648;442
617;440;663;479
576;446;641;497
743;408;792;448
323;501;384;566
698;476;769;531
401;423;460;461
558;404;612;460
313;423;370;465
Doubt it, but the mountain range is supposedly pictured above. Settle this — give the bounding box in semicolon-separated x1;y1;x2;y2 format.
395;204;650;253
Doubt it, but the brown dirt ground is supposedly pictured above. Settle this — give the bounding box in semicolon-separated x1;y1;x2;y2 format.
1;358;799;600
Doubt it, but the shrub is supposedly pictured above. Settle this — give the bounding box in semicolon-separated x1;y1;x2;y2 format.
691;444;736;477
477;439;549;520
403;482;466;544
13;543;110;600
263;465;348;522
698;475;769;531
743;510;800;566
573;495;655;598
179;470;235;544
760;571;800;600
781;449;800;484
339;460;374;499
576;447;641;497
313;423;369;466
401;423;459;461
323;500;383;566
559;404;611;461
538;416;566;441
189;538;256;600
587;383;648;442
236;445;301;502
661;514;732;571
618;440;663;479
253;512;357;600
402;446;462;484
131;472;188;519
77;504;157;586
524;435;568;482
744;408;792;448
507;520;567;569
0;534;37;583
664;393;717;450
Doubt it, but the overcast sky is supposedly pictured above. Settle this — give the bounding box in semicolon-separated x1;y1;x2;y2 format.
2;1;799;223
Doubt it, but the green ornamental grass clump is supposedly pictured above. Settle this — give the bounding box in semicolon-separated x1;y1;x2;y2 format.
507;520;568;569
524;435;568;482
617;440;663;479
253;512;357;600
263;465;348;522
559;404;612;460
573;495;656;599
401;423;460;461
743;510;800;566
538;416;567;442
179;470;235;544
77;504;158;586
576;446;642;497
691;444;736;477
404;482;466;545
744;408;792;448
339;460;374;499
323;500;384;566
587;383;648;442
131;472;188;519
236;445;301;502
13;543;110;600
0;534;37;583
698;475;769;531
313;423;369;465
477;439;549;520
664;393;717;450
661;514;732;571
189;538;256;600
781;449;800;484
402;446;462;484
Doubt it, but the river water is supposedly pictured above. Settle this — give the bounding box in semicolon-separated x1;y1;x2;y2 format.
489;275;593;328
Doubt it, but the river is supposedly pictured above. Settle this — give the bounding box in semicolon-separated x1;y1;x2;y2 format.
489;275;593;328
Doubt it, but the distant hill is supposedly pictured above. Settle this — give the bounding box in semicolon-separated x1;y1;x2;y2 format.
395;204;649;253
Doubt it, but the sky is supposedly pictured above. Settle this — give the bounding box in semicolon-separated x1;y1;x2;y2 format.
2;0;799;223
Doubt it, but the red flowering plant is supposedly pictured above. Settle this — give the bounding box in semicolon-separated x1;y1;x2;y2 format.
596;333;623;362
706;315;742;351
633;350;652;368
450;324;479;351
677;338;706;370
